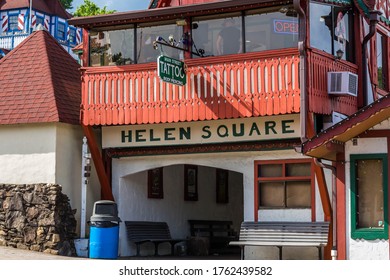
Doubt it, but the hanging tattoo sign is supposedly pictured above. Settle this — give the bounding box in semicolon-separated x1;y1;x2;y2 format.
157;55;187;86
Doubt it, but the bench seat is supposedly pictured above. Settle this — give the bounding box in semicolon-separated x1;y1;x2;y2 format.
125;221;185;256
230;221;330;260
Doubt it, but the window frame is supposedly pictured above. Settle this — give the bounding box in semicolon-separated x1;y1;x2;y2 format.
57;22;66;41
8;14;19;32
350;154;389;240
255;159;315;211
376;31;388;92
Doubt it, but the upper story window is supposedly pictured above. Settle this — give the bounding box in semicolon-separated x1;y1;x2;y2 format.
192;13;242;57
245;6;298;53
90;26;135;66
309;2;354;61
69;28;76;44
376;32;388;91
57;22;66;40
87;5;299;66
8;15;19;32
137;21;183;63
350;154;388;240
256;159;313;209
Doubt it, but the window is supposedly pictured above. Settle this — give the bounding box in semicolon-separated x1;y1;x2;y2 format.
350;154;388;240
69;28;76;44
57;22;65;40
376;32;388;91
309;2;354;62
8;15;18;32
192;13;242;57
136;22;183;63
245;6;298;53
36;16;44;27
89;26;135;66
256;160;313;208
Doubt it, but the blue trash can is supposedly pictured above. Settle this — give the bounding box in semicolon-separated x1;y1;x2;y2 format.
89;200;121;259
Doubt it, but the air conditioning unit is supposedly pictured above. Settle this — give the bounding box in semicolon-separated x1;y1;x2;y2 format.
327;72;358;97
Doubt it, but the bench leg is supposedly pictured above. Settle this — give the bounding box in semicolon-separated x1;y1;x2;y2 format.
154;242;159;256
277;246;282;260
318;246;322;260
240;246;244;260
136;244;141;256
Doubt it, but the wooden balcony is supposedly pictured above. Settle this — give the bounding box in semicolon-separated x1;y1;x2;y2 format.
80;48;300;126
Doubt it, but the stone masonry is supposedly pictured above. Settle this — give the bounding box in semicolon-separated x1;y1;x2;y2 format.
0;184;77;256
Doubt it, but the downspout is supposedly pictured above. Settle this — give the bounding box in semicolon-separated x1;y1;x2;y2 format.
294;0;307;143
362;10;381;106
314;158;337;260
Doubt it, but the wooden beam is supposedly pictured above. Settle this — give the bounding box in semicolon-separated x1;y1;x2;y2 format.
314;164;332;260
336;152;346;260
82;125;114;201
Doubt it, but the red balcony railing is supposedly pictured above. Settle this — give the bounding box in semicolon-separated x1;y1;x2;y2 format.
81;48;300;126
307;48;358;116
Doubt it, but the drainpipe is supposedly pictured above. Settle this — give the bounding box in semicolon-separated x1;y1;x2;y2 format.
294;0;307;143
314;158;337;260
362;11;381;106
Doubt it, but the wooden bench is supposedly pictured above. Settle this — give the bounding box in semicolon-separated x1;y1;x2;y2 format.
188;220;238;254
229;221;330;260
124;221;185;256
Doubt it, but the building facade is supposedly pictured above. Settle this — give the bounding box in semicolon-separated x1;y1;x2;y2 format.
69;0;390;259
0;0;81;58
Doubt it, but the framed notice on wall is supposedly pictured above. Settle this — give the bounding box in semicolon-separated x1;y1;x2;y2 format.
148;167;163;199
184;165;198;201
216;169;229;203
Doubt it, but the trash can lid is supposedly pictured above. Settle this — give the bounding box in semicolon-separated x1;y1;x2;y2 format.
91;200;121;222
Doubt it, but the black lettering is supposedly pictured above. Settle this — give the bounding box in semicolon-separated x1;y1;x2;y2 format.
232;123;245;137
217;125;229;137
149;129;161;142
136;130;147;142
121;130;132;143
249;123;261;136
265;121;277;134
282;120;295;133
164;128;176;140
201;126;211;139
179;127;191;140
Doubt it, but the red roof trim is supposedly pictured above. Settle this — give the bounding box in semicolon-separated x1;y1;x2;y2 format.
302;95;390;157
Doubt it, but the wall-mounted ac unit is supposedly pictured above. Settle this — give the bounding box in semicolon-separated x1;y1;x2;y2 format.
327;72;358;97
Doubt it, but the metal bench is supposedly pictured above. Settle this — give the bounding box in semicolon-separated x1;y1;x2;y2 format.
188;220;238;254
124;221;185;256
229;221;330;260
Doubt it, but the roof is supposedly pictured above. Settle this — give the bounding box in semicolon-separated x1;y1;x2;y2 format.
0;30;81;125
69;0;287;28
0;0;71;19
302;95;390;161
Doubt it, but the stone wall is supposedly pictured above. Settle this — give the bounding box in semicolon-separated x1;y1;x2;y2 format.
0;184;77;256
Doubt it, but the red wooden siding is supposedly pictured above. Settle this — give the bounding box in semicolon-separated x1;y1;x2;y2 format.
81;49;300;126
307;48;358;116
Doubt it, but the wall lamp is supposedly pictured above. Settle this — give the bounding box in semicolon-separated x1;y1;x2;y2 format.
335;49;344;60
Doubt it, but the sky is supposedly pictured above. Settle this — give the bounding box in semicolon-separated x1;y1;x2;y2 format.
70;0;151;13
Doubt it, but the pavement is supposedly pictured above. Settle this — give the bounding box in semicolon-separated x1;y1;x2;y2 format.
0;245;85;260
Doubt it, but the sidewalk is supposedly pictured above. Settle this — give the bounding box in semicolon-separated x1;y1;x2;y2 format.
0;245;85;260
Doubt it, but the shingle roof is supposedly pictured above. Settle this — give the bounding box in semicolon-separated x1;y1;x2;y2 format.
0;0;71;19
0;30;81;125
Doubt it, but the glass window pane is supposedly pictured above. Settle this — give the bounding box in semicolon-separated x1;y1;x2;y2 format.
9;15;18;31
90;27;135;66
192;15;242;57
357;159;384;228
333;8;352;60
286;181;311;207
309;3;332;54
286;162;311;176
137;23;183;63
259;182;285;207
377;33;385;90
259;164;282;177
245;6;298;53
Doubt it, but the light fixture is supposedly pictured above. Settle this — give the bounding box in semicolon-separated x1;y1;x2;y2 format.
335;49;344;60
176;19;187;26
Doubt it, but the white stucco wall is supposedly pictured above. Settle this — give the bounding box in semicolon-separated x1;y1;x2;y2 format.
112;149;322;257
0;123;101;237
0;124;57;183
345;136;389;260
